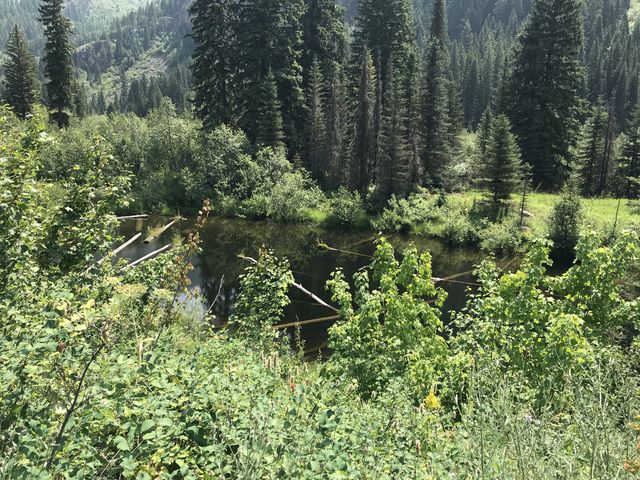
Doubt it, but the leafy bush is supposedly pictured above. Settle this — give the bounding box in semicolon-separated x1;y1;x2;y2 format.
548;180;583;262
440;208;478;246
325;187;369;229
268;170;325;223
327;238;454;400
453;232;639;404
478;218;524;254
373;188;443;233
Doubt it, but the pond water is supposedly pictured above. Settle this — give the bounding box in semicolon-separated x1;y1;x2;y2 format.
118;216;502;351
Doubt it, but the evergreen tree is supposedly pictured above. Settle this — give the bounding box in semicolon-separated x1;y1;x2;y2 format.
300;0;346;77
577;104;607;197
350;47;376;195
617;105;640;198
2;26;40;119
256;70;285;150
236;0;306;155
478;114;522;213
510;0;584;191
190;0;240;128
39;0;74;128
305;57;328;181
351;0;415;90
421;0;452;188
375;59;410;204
402;49;421;190
326;63;346;188
72;81;87;119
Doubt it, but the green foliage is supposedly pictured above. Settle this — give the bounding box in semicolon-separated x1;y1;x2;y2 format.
325;187;369;229
1;26;40;119
372;188;443;233
327;238;451;400
454;232;639;404
477;217;523;254
548;179;584;261
268;170;325;223
441;208;478;246
231;249;294;345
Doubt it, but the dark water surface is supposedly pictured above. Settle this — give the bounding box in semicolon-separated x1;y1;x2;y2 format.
118;216;498;350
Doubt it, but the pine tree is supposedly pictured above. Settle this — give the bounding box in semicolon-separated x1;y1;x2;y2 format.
39;0;74;128
190;0;240;128
326;63;346;188
617;105;640;198
375;58;410;204
351;0;415;90
478;114;522;213
300;0;346;78
350;47;376;195
402;49;421;191
236;0;306;155
577;104;607;197
421;0;451;188
305;57;328;181
510;0;584;191
2;26;40;118
256;70;285;150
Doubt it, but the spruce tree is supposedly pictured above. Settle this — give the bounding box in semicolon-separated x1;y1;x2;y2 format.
402;49;421;191
421;0;451;188
617;105;640;198
190;0;240;128
510;0;584;191
350;47;376;195
256;70;285;150
326;63;346;188
351;0;415;90
577;104;607;197
305;57;328;181
39;0;74;128
479;114;522;213
236;0;306;155
300;0;346;77
375;59;410;204
2;26;40;119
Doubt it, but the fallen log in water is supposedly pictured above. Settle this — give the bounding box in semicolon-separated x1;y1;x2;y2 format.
123;244;172;270
117;214;149;220
239;254;339;313
143;219;178;244
273;315;341;330
84;233;143;275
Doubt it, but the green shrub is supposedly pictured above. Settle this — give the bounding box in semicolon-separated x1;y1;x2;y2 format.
373;188;443;233
327;238;454;400
478;218;524;254
268;170;325;223
441;208;478;246
325;187;369;229
548;180;583;262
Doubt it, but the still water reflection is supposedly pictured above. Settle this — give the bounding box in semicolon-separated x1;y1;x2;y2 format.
118;216;496;350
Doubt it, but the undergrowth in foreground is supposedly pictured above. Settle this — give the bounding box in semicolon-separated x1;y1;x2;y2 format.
1;107;640;478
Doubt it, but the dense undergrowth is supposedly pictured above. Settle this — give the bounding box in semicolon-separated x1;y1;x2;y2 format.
36;106;640;258
2;106;640;478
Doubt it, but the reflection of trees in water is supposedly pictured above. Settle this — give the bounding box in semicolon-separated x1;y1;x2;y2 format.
121;216;492;328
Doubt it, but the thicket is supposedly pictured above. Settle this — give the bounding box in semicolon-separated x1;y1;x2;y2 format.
2;106;640;478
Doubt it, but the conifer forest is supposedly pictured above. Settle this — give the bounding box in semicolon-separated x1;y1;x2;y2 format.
2;0;640;477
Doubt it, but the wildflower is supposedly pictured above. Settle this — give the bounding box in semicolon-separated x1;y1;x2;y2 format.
424;386;440;411
289;381;296;393
524;414;533;424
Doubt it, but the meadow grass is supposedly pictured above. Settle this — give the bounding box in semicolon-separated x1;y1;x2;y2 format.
449;191;639;237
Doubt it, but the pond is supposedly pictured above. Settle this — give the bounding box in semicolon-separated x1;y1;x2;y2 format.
118;216;504;352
